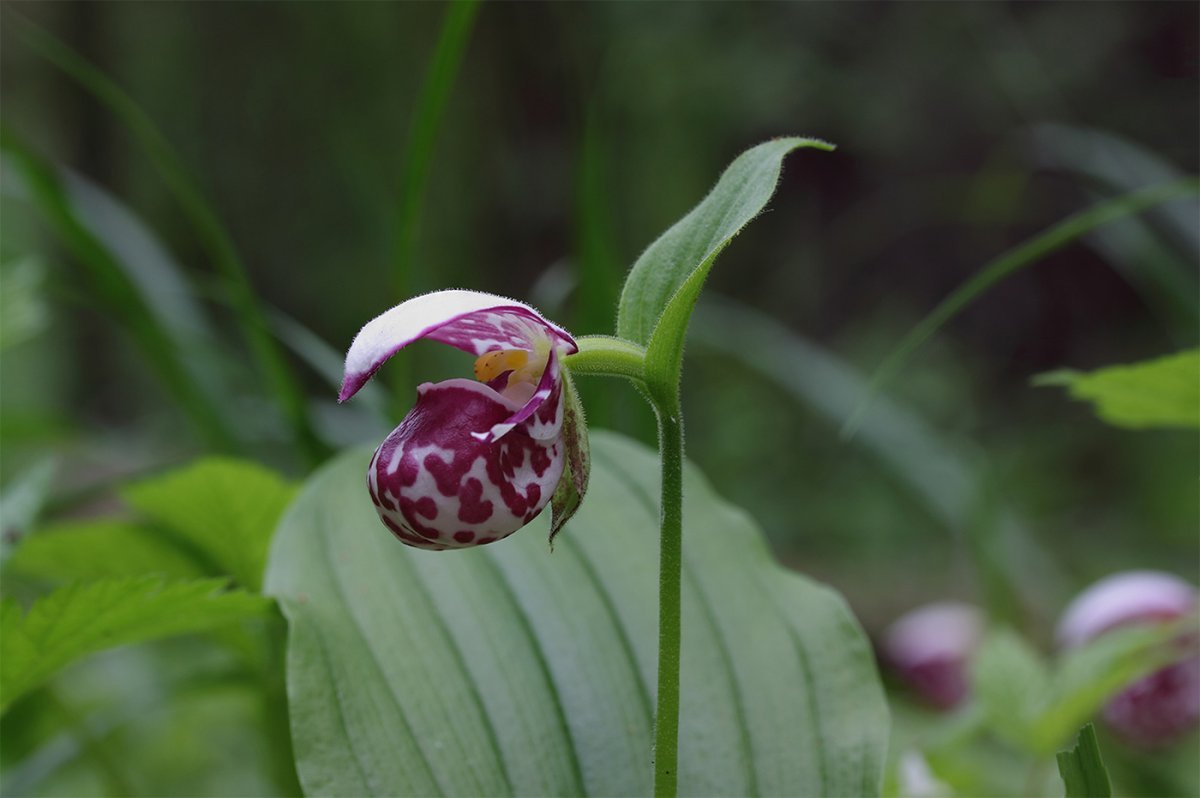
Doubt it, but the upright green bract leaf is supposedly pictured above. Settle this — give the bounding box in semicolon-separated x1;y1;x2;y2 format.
1035;349;1200;429
123;459;297;592
265;432;888;797
615;138;833;397
1057;724;1112;798
1;577;269;713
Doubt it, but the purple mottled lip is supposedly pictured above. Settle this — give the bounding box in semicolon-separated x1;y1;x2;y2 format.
882;602;984;710
340;289;574;550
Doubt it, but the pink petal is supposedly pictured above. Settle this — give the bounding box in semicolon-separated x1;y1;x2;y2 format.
1057;571;1197;649
883;602;984;710
340;290;577;402
367;378;565;550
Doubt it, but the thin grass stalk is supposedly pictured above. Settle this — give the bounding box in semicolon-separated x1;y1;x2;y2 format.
391;0;481;298
3;129;238;453
845;177;1200;436
13;14;328;466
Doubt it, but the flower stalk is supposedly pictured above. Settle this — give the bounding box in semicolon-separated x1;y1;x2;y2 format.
567;334;684;795
652;403;684;797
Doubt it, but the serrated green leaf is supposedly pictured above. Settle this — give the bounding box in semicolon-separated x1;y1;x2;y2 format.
1036;349;1200;429
265;432;888;797
1056;724;1112;798
122;458;297;591
0;577;269;713
6;519;204;583
615;138;833;401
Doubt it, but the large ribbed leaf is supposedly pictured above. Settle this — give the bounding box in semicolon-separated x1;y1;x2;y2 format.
265;431;887;797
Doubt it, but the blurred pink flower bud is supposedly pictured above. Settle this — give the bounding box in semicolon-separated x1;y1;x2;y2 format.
1057;570;1199;747
883;602;984;710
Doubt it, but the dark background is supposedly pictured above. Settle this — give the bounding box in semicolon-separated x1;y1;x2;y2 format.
3;0;1197;642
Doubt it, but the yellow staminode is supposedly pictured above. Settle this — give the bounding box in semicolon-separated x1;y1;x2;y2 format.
474;349;530;383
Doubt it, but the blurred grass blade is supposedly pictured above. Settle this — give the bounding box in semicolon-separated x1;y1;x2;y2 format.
392;0;481;297
13;15;328;465
574;101;621;336
55;167;245;419
0;258;49;351
1029;124;1200;255
268;308;390;426
1056;725;1112;798
690;295;1066;614
1029;124;1200;336
844;177;1200;437
0;459;56;565
2;131;238;452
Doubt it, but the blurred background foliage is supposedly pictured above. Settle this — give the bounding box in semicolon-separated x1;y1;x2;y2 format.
1;1;1197;796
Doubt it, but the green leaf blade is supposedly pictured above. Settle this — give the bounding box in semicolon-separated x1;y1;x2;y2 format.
1057;724;1112;798
122;458;297;591
616;138;834;349
970;628;1052;748
1033;622;1181;753
1038;349;1200;429
6;519;205;583
0;576;269;712
265;432;888;797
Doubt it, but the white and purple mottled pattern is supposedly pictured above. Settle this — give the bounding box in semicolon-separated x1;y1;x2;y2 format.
367;379;564;550
473;346;563;443
340;289;577;551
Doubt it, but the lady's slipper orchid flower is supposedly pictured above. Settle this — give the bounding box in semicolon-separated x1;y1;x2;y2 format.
883;602;984;710
339;290;580;551
1057;571;1199;747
